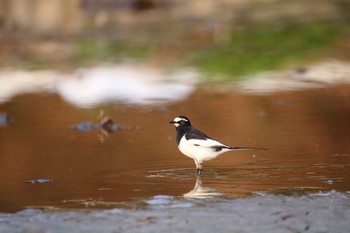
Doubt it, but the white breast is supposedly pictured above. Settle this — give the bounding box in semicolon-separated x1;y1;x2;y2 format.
178;134;231;163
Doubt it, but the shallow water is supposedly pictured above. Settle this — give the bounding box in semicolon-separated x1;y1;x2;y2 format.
1;80;350;212
1;191;350;233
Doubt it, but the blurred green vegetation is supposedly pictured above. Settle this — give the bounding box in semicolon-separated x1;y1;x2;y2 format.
192;23;348;80
72;39;154;65
19;22;349;80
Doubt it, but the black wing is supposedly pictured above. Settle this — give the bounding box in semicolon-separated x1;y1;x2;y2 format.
185;127;211;141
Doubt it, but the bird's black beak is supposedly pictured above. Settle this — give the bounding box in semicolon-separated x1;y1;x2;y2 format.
169;121;176;124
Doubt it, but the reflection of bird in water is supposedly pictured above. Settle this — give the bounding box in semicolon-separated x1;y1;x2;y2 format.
169;116;267;175
183;176;224;199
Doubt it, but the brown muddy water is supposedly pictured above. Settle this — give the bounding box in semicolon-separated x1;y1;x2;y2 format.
0;83;350;213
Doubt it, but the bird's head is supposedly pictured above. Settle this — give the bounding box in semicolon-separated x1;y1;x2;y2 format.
169;116;191;128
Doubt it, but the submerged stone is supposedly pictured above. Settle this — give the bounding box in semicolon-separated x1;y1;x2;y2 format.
25;179;53;184
0;113;9;126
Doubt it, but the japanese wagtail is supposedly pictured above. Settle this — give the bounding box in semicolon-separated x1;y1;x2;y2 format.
169;116;266;175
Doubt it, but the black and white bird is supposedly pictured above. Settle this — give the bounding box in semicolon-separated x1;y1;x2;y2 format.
169;116;266;175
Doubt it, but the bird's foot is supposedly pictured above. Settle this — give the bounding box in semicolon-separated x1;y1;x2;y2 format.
195;168;202;176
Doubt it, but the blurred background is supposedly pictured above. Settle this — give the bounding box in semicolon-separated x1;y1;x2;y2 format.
0;0;349;75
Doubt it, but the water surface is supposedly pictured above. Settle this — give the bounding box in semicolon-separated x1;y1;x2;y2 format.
1;82;350;212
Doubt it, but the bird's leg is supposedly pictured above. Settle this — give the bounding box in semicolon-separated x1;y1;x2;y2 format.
194;159;203;176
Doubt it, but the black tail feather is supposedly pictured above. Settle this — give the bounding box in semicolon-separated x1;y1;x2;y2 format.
229;146;267;151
